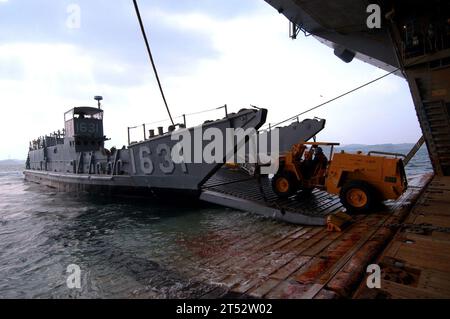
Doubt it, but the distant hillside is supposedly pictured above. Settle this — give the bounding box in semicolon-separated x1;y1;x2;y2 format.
0;159;25;166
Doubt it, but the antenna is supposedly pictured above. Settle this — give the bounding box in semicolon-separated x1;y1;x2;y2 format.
94;96;103;109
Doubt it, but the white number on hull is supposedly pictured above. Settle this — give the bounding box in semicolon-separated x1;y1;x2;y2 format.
157;144;175;174
78;122;97;134
139;146;154;175
137;144;187;175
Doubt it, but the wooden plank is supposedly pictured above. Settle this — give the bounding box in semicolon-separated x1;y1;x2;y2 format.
422;191;450;202
411;201;450;215
353;175;450;299
294;256;340;285
277;229;321;253
302;239;335;256
247;278;282;298
413;215;450;228
270;256;312;280
379;279;448;299
264;280;311;299
289;230;330;252
232;277;267;295
418;269;450;296
394;240;450;273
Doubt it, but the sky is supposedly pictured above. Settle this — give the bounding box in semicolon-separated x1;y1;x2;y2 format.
0;0;423;160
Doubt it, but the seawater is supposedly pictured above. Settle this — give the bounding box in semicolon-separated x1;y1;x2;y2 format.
0;146;432;298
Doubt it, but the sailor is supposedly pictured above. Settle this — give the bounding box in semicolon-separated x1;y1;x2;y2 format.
313;147;328;170
302;147;315;178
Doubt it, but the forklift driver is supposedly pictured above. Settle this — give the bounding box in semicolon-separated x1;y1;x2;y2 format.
313;147;328;170
304;146;328;178
302;147;315;178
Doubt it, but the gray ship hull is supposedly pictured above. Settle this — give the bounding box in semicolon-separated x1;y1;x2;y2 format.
25;106;325;197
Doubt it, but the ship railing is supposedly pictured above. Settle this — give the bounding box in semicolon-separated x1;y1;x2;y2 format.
401;17;450;61
258;116;324;133
29;129;66;150
126;105;228;145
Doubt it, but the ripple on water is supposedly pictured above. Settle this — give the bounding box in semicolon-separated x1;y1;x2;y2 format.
0;154;432;298
0;172;232;297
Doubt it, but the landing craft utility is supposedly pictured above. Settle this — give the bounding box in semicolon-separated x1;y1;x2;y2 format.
24;97;326;199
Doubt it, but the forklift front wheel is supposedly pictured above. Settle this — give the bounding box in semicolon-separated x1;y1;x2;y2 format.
272;172;297;198
340;180;376;213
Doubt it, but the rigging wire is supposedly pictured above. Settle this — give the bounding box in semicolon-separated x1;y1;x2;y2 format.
132;0;175;125
260;67;401;130
129;105;226;128
184;105;226;117
131;0;417;133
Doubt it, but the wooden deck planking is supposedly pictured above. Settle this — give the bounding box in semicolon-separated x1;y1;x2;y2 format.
170;173;435;299
354;175;450;299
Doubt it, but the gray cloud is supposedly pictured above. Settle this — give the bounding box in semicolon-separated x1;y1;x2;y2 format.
0;0;260;86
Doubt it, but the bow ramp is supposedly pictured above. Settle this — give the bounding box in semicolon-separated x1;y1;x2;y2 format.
200;167;342;226
199;118;336;226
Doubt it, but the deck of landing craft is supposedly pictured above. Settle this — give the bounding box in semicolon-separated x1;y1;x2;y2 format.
200;168;344;226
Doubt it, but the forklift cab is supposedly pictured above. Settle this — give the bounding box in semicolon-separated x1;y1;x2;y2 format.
302;142;340;183
302;142;340;161
272;141;340;198
64;107;105;152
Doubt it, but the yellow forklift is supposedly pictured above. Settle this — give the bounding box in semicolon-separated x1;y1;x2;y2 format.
271;142;408;213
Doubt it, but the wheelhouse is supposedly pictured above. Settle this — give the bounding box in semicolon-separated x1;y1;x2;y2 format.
64;107;105;152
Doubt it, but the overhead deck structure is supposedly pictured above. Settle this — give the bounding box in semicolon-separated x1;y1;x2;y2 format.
264;0;450;176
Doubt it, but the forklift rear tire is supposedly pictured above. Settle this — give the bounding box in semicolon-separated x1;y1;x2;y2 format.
340;180;376;214
272;172;297;198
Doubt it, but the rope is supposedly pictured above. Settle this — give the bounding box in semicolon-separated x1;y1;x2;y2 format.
132;0;175;125
261;67;400;130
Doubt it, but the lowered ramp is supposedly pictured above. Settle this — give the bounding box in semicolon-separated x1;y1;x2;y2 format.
200;168;343;226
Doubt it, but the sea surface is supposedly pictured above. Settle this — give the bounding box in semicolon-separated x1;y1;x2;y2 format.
0;145;432;298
